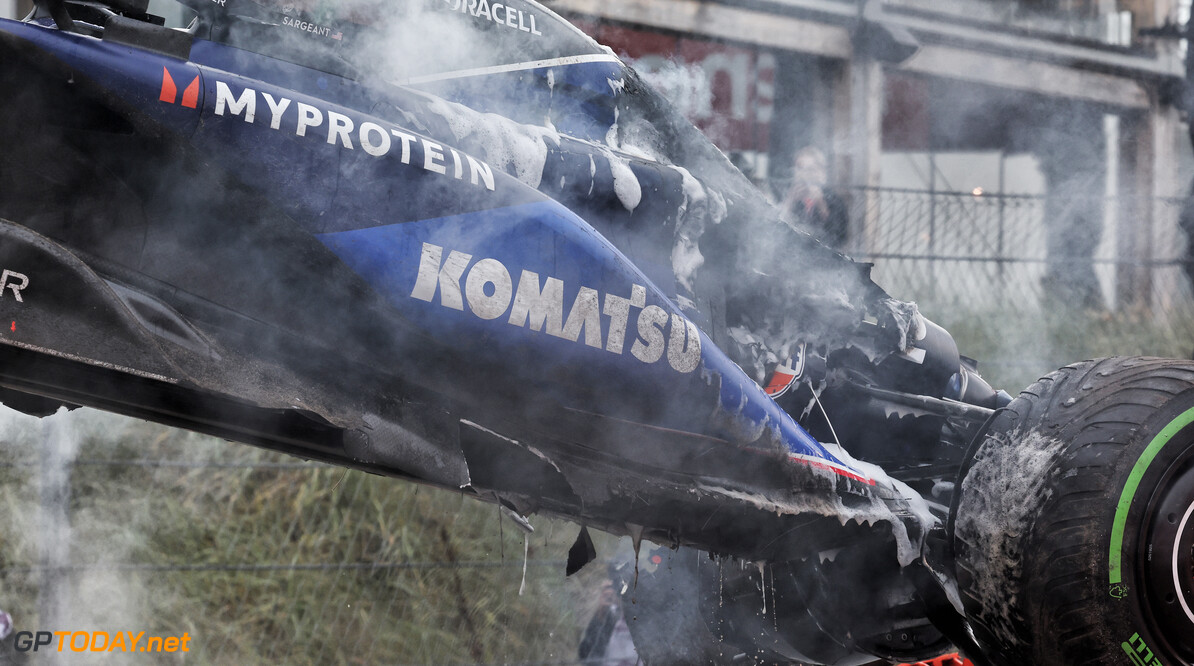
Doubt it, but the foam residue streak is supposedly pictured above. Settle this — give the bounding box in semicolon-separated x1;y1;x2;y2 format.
672;166;709;293
415;87;662;215
603;148;642;212
418;92;560;190
695;467;930;568
954;429;1067;646
377;13;938;571
604;106;620;149
695;373;936;567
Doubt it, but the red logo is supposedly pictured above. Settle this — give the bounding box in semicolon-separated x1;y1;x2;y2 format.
159;67;199;108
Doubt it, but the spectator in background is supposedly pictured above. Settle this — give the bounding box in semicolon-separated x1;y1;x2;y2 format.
780;147;849;250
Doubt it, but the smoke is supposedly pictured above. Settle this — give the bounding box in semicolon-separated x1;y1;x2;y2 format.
0;406;162;653
1;1;996;659
627;58;712;124
878;60;1167;389
190;0;938;581
36;408;75;632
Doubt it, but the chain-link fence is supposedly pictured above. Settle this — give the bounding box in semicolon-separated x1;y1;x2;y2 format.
840;187;1194;390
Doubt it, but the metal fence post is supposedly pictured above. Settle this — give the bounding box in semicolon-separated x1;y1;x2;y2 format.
997;153;1006;303
928;153;938;300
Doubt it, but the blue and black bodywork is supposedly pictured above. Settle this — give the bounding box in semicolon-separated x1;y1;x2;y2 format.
0;0;1015;663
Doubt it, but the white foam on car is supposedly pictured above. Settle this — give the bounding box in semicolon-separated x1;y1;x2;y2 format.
602;148;642;212
955;428;1067;647
402;70;936;569
418;93;559;189
821;440;939;567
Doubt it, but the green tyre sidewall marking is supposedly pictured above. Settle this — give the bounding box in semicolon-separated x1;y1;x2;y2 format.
1108;404;1194;588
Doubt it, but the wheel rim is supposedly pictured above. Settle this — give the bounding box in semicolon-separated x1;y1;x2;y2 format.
1173;501;1194;624
1139;450;1194;661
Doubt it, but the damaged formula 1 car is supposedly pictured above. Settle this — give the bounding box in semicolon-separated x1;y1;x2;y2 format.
0;0;1192;663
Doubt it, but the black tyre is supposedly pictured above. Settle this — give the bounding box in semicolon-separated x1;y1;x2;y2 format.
952;357;1194;665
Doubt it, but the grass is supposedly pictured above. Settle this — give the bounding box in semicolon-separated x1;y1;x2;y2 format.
2;301;1191;663
0;409;622;665
924;302;1194;393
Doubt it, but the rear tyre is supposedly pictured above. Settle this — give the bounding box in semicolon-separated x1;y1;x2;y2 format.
952;357;1194;665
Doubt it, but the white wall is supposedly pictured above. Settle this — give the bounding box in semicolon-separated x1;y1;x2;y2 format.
0;0;18;19
879;151;1046;195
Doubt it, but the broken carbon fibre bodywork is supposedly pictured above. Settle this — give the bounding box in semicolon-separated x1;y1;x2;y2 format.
0;1;1067;664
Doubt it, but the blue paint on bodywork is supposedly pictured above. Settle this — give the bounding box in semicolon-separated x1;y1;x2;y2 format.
0;16;868;484
318;200;860;477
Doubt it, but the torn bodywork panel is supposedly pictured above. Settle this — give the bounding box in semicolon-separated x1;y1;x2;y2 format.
0;1;1011;663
